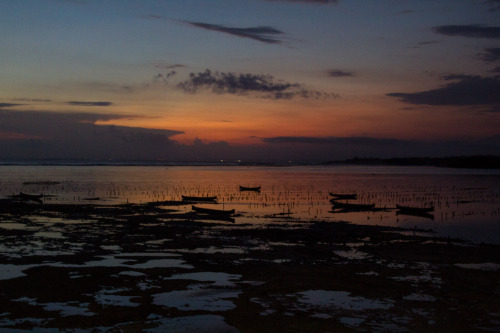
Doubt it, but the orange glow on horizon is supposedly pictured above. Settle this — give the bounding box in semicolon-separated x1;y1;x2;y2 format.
91;92;500;146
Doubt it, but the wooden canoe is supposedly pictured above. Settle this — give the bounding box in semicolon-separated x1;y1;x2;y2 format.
239;186;261;192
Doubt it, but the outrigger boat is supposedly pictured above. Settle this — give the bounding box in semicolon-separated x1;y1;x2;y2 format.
192;205;235;216
239;186;261;192
396;204;434;213
329;193;357;200
9;192;44;203
182;195;217;202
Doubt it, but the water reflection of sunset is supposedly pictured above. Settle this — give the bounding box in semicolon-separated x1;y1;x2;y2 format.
2;165;499;243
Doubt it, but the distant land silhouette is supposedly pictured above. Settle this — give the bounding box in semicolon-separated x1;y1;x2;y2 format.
1;156;500;168
325;155;500;169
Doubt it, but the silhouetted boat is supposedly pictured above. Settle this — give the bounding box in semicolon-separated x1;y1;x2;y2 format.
331;200;375;210
9;192;44;203
329;193;357;200
182;195;217;202
239;186;261;192
396;204;434;213
192;205;235;216
396;210;434;220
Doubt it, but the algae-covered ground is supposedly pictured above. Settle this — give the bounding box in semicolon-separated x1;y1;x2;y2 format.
0;199;499;332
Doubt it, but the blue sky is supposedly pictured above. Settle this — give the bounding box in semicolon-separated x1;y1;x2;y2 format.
1;0;499;162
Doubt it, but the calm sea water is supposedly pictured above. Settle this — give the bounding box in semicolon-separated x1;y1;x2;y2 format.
1;165;499;244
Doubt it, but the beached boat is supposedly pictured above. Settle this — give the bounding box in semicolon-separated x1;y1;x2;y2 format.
331;200;375;210
182;195;217;202
396;204;434;213
239;186;261;192
9;192;44;203
192;205;235;216
329;193;357;200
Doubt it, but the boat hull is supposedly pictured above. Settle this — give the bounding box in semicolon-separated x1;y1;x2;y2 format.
239;186;261;192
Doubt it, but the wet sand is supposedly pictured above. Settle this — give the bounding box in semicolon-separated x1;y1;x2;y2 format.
0;199;499;332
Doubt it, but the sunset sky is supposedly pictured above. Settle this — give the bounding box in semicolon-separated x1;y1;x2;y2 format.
1;0;499;162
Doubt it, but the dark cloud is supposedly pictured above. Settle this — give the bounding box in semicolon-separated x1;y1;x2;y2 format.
265;0;338;3
0;110;183;160
153;61;187;69
327;69;355;78
492;66;500;73
387;75;500;106
0;103;22;108
258;135;500;161
67;101;113;107
1;109;499;162
433;25;500;39
185;21;284;44
477;48;500;62
165;64;186;69
177;69;334;99
153;71;177;83
262;136;406;146
13;98;52;102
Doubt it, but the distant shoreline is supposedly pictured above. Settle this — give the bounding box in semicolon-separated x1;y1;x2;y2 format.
0;155;499;168
325;155;500;169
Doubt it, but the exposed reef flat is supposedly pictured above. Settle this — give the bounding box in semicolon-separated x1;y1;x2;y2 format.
0;199;499;332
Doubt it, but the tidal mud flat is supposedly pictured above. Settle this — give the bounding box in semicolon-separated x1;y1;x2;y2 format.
0;199;499;332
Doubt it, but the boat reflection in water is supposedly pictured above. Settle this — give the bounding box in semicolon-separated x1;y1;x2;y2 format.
396;204;434;220
330;200;376;212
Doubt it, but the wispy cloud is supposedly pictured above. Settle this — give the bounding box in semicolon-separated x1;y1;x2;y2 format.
153;61;187;69
433;25;500;39
67;101;113;107
153;71;177;84
0;103;23;108
387;75;500;106
185;21;285;44
177;69;335;99
13;98;52;102
327;69;355;78
477;47;500;62
418;41;438;46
